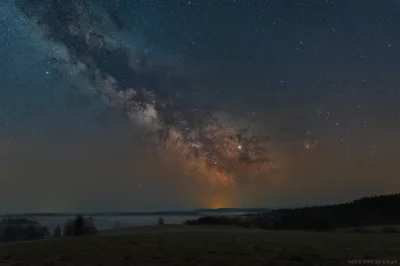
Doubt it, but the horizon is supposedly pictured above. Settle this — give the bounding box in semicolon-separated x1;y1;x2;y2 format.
1;192;394;216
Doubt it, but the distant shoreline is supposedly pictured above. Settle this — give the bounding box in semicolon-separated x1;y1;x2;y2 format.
0;208;270;218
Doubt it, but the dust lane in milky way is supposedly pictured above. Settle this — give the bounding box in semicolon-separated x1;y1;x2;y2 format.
13;0;277;185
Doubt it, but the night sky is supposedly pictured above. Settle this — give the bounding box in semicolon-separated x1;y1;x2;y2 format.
0;0;399;213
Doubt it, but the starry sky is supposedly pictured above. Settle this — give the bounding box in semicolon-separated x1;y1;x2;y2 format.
0;0;399;213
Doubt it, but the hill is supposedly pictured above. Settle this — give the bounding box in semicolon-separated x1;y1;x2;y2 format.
0;225;398;266
261;193;400;230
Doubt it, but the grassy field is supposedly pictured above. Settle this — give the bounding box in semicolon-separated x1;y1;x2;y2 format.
0;225;399;266
337;224;400;233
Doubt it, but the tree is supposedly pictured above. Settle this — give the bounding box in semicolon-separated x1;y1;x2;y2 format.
63;215;97;237
63;219;74;237
74;215;85;236
84;217;97;235
53;225;62;238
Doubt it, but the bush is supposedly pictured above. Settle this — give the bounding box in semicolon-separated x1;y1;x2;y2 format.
113;221;121;229
381;226;400;234
350;227;371;233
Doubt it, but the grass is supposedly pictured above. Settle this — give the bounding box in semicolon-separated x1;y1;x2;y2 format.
338;224;400;233
0;225;399;266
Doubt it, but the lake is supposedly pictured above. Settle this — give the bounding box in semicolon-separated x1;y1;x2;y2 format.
2;211;262;233
30;215;201;232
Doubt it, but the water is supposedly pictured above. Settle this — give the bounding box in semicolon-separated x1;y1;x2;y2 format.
28;211;255;233
31;215;201;233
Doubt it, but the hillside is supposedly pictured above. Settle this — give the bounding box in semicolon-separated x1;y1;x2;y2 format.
262;193;400;230
0;225;399;266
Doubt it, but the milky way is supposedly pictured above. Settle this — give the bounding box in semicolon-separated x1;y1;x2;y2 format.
14;0;278;185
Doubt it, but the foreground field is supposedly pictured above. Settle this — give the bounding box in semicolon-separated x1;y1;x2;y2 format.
338;224;400;233
0;225;399;266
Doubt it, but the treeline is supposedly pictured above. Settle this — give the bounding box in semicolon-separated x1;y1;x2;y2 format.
185;215;252;228
269;193;400;230
0;215;97;243
186;193;400;231
0;218;50;242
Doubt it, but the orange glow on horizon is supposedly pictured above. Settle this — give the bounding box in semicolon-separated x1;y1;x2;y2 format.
210;202;225;209
208;195;231;209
